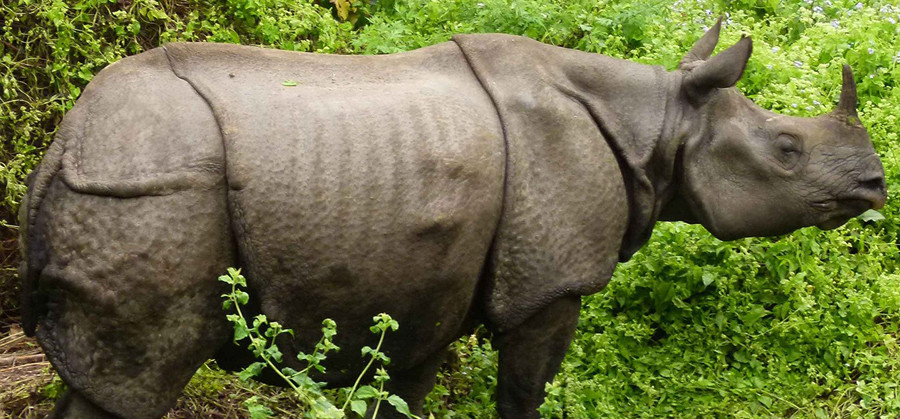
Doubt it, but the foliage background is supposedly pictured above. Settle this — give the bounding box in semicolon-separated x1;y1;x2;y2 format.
1;0;899;417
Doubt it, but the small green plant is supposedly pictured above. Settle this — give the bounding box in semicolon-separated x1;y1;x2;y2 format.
42;373;66;400
218;267;415;418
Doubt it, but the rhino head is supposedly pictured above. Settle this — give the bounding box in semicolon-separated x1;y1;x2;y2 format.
662;19;887;240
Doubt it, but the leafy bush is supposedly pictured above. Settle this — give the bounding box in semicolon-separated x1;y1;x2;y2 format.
2;0;899;416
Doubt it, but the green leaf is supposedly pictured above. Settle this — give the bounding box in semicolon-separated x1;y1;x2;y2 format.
858;209;885;223
350;399;367;416
741;305;768;326
290;373;318;388
253;314;267;328
245;396;273;419
248;403;273;419
387;395;414;417
282;80;298;86
239;362;266;381
233;320;250;341
265;345;283;363
309;398;343;418
354;385;379;399
701;272;715;286
236;290;250;305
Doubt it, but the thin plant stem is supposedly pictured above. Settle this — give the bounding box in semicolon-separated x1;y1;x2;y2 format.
371;380;385;418
299;334;328;375
341;328;387;411
229;281;304;395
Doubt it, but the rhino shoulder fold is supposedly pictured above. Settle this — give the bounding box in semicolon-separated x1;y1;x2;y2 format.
56;47;225;198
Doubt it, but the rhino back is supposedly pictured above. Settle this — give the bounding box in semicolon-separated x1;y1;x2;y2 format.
164;42;505;371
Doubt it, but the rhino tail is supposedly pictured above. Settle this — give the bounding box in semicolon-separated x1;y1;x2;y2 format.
19;127;68;336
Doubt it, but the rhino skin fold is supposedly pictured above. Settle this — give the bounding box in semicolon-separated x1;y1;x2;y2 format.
19;21;886;419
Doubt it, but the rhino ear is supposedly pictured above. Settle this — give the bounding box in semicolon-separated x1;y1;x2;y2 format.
679;17;723;69
682;36;753;101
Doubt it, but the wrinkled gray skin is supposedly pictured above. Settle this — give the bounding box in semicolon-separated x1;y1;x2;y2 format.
18;21;886;418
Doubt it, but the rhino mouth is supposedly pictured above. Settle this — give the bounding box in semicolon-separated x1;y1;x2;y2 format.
813;198;872;230
816;215;852;230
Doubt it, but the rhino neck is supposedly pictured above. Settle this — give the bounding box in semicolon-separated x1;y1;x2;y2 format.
655;73;704;225
560;59;684;260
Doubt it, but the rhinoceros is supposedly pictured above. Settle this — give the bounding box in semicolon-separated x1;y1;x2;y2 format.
18;20;886;418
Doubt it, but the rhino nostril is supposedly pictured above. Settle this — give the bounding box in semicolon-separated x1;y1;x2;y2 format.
858;173;886;193
861;178;886;194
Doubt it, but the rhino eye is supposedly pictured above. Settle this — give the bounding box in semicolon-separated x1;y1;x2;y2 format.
774;134;801;168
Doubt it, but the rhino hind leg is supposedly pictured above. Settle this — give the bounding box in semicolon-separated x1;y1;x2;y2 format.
50;390;120;419
30;178;235;418
362;349;446;418
494;296;581;419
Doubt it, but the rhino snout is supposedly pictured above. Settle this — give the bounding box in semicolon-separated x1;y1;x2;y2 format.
854;166;887;210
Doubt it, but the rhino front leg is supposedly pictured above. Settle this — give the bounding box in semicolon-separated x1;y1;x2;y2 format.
495;295;580;419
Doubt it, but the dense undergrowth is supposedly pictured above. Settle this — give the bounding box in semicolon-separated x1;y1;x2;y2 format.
1;0;899;417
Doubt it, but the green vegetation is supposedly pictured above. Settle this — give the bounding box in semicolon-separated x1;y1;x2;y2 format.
1;0;899;417
219;268;413;418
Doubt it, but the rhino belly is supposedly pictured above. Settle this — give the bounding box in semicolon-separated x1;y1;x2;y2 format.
237;99;504;375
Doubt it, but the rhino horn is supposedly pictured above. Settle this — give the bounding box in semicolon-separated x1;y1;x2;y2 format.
835;64;860;119
678;16;723;69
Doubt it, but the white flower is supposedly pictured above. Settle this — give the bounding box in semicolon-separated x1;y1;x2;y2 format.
889;17;896;24
831;20;840;28
870;74;875;78
477;2;484;7
772;46;780;53
813;100;821;105
825;0;832;5
806;106;813;111
855;2;863;10
813;6;823;13
794;60;803;68
705;9;712;15
766;64;774;70
792;103;798;108
869;47;875;54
